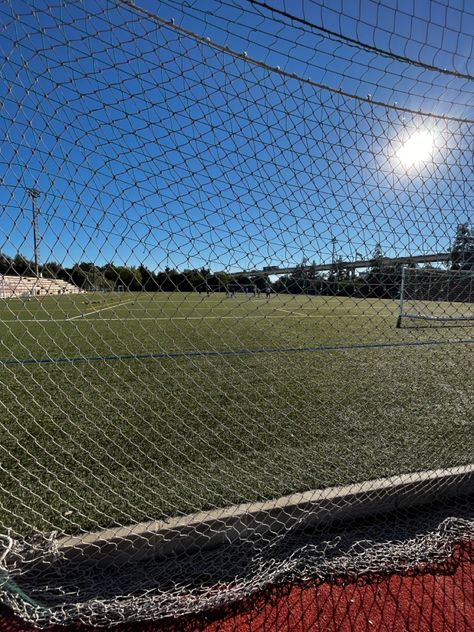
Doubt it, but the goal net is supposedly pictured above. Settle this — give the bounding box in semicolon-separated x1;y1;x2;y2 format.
0;0;473;629
397;267;474;327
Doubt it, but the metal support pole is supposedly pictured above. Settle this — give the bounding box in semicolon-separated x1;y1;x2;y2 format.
26;188;41;288
396;266;406;328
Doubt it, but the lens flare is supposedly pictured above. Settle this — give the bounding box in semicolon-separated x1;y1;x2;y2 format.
397;130;435;167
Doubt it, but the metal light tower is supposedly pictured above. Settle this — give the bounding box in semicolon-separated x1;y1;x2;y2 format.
331;236;337;267
330;236;338;293
26;187;41;279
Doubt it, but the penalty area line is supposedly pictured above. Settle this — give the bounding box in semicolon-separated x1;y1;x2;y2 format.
66;299;136;320
276;307;308;317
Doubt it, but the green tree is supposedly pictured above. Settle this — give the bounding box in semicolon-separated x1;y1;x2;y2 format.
0;253;13;275
208;272;232;292
71;263;113;291
138;264;156;291
12;253;33;276
451;223;474;270
42;261;63;279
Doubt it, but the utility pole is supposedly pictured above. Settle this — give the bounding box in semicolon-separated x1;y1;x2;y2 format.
26;187;41;281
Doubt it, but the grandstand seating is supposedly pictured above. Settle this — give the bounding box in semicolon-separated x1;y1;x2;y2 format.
0;275;83;298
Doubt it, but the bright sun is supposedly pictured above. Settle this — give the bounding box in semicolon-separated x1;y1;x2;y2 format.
397;130;435;167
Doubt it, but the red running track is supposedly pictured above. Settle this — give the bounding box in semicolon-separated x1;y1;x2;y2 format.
0;541;472;632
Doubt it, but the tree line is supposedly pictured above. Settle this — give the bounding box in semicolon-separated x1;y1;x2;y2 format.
0;252;454;300
1;223;472;297
0;253;238;293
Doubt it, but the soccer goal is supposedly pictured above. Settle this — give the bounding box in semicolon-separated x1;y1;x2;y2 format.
397;267;474;327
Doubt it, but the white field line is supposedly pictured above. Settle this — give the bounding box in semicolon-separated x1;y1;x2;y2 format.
66;298;136;321
0;313;385;323
277;307;308;317
2;314;299;323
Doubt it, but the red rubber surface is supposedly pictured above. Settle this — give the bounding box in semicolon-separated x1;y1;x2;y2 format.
1;541;472;632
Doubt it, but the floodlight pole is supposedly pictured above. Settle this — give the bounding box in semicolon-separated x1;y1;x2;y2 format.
331;237;337;267
331;237;338;291
27;188;41;281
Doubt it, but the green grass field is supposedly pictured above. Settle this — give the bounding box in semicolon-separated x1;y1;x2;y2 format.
0;291;472;536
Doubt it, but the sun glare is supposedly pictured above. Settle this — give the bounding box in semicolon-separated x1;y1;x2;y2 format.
397;130;435;167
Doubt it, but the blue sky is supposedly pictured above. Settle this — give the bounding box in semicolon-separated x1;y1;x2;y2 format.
0;0;472;273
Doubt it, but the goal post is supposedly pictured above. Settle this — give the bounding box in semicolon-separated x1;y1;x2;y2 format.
397;267;474;328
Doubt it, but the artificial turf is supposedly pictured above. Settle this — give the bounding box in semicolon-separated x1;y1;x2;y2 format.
0;291;472;535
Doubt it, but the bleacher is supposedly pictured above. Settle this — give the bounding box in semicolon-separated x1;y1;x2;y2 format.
0;275;83;298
